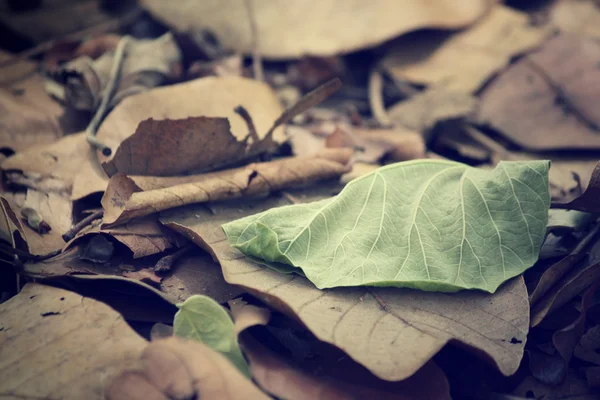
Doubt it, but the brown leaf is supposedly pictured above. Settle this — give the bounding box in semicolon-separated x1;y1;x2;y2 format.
102;150;352;227
69;216;182;258
0;51;86;154
478;34;600;151
382;5;549;93
0;283;147;400
576;325;600;366
159;195;530;381
387;87;477;133
551;0;600;39
160;249;245;303
122;268;163;285
141;0;492;58
531;237;600;327
553;161;600;213
71;75;285;199
2;189;72;255
529;225;600;306
242;334;451;400
57;33;182;111
513;372;598;400
106;336;270;400
102;116;276;177
229;299;271;335
1;132;94;196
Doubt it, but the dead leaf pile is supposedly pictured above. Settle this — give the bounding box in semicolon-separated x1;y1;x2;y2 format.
2;1;600;398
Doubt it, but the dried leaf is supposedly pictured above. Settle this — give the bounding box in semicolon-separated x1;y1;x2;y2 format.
229;299;271;335
106;337;269;400
2;189;72;255
224;160;550;293
554;161;600;213
531;237;600;327
575;325;600;365
102;150;352;227
513;372;598;400
478;34;600;151
0;283;147;400
161;250;245;303
102;116;277;177
551;0;600;39
69;216;181;258
387;87;477;133
1;132;94;196
242;334;451;400
122;268;163;285
382;5;550;92
174;295;249;376
71;76;285;199
160;196;530;381
57;33;182;111
141;0;492;58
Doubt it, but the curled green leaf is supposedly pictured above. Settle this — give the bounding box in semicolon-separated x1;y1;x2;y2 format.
223;160;550;293
173;295;249;377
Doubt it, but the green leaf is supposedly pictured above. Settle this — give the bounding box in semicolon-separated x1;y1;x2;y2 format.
223;160;550;293
173;295;249;376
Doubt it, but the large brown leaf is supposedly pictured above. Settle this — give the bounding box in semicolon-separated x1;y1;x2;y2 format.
106;336;270;400
478;34;600;151
71;76;285;199
551;0;600;39
160;195;530;381
141;0;492;59
102;150;352;227
382;5;549;93
0;283;147;400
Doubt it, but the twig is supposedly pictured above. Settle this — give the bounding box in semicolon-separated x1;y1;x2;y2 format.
0;8;142;69
62;209;104;242
234;105;260;142
368;68;391;126
86;35;130;156
244;0;263;81
265;77;343;138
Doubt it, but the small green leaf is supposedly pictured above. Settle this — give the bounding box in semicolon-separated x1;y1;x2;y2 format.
173;295;249;376
223;160;551;293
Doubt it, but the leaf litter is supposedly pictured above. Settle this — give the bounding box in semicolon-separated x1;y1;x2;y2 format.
2;1;600;399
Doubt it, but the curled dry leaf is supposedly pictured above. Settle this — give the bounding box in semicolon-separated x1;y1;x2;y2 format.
102;149;352;227
71;75;285;199
478;34;600;151
57;33;182;111
382;5;550;93
141;0;492;59
551;0;600;39
106;336;270;400
531;237;600;327
68;216;182;258
553;161;600;213
160;195;530;381
387;87;477;134
0;283;147;400
3;189;72;255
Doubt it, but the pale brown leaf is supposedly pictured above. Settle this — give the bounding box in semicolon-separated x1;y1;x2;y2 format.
0;283;147;400
382;5;550;93
70;76;285;199
102;150;352;227
160;195;530;381
478;34;600;151
551;0;600;39
141;0;493;58
106;336;270;400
